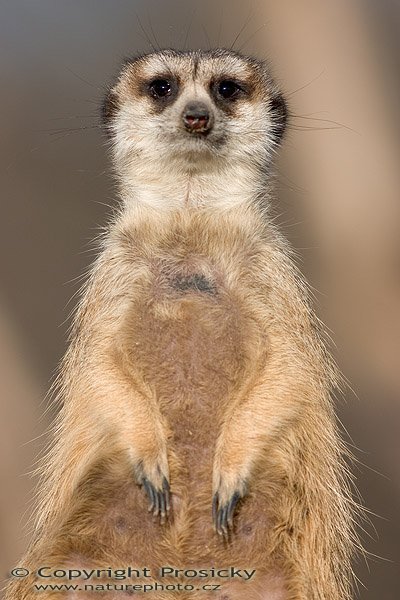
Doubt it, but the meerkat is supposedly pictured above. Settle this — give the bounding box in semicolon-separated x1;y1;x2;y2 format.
6;49;357;600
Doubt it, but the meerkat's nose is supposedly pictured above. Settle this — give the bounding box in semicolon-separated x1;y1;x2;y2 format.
182;101;212;133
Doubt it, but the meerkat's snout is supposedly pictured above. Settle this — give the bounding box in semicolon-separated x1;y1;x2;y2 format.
182;101;213;134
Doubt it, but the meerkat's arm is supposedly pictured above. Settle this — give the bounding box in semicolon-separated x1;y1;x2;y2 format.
212;333;312;533
212;250;328;535
78;356;171;515
41;249;171;526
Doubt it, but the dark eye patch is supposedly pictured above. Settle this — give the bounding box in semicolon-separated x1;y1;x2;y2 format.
210;78;250;113
149;79;172;99
140;75;180;110
217;80;243;99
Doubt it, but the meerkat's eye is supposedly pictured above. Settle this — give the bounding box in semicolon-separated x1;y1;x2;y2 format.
217;80;243;99
149;79;172;99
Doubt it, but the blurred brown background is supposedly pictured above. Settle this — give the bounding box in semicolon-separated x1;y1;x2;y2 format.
0;1;399;598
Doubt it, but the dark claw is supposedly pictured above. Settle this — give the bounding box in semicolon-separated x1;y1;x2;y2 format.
142;478;155;511
219;505;228;535
153;486;160;515
140;476;170;524
213;490;243;537
227;491;241;527
212;493;218;525
163;477;171;512
159;492;166;522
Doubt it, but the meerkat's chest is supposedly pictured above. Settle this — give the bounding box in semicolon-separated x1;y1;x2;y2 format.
129;256;253;412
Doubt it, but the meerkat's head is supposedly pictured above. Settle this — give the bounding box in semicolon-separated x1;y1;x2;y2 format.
103;49;287;179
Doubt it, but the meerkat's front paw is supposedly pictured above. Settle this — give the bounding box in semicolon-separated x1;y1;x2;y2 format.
142;473;170;524
133;454;170;524
212;470;247;537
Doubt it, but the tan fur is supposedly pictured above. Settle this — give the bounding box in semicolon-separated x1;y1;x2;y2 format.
6;50;357;600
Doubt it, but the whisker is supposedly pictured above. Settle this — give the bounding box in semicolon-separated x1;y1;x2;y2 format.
183;7;196;51
286;70;326;98
64;66;102;91
287;124;345;132
216;5;224;48
146;10;162;52
45;125;100;136
135;11;158;53
237;22;270;53
229;8;254;51
291;114;359;134
202;23;212;51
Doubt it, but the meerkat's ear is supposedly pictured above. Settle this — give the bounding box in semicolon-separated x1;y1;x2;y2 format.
269;93;288;142
101;87;119;135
